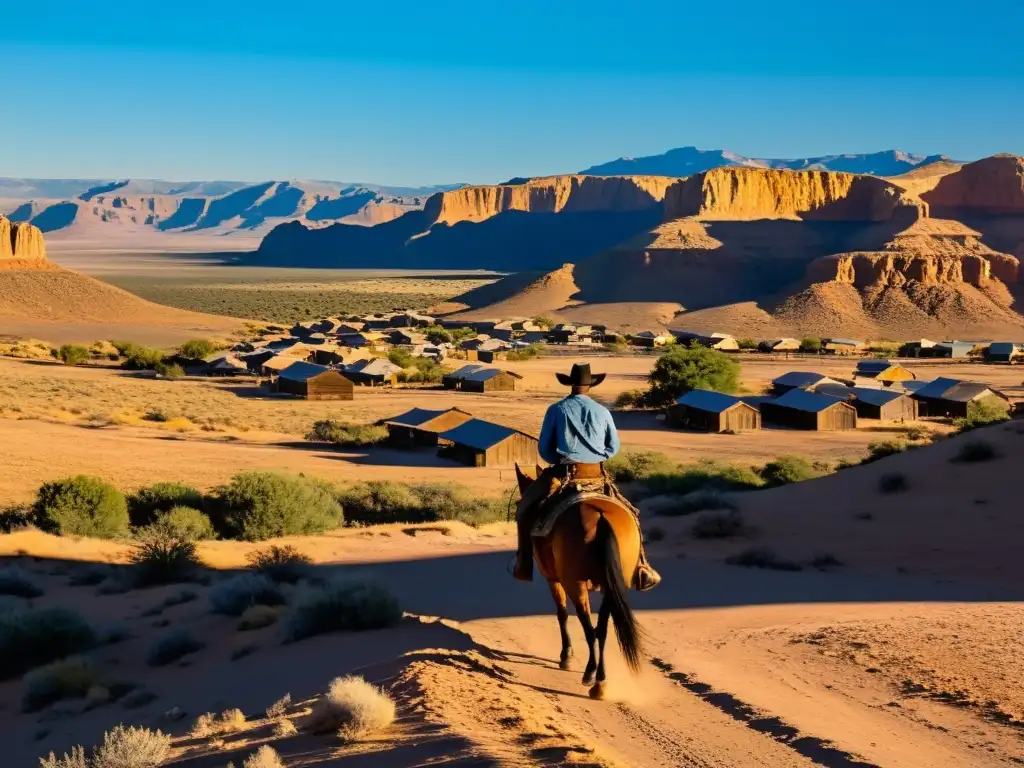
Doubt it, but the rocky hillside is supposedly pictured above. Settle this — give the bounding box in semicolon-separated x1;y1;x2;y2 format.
581;146;951;177
0;216;49;269
446;156;1024;339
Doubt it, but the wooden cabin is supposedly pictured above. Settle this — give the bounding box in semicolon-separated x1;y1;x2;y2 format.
343;358;402;387
759;338;801;353
760;389;857;431
437;419;539;468
275;362;354;400
381;407;474;447
771;371;845;395
910;377;1008;418
853;360;916;386
672;331;740;351
823;338;866;356
205;354;250;377
816;384;919;421
547;324;579;344
667;390;761;433
630;330;670;348
442;365;522;393
241;349;277;374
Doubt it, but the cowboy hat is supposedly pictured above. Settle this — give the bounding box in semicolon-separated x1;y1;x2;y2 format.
556;362;606;388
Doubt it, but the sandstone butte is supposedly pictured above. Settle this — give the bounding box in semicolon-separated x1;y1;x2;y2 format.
0;216;49;269
663;167;927;222
923;154;1024;214
423;174;675;226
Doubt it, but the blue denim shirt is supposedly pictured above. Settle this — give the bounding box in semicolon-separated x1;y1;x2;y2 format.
539;394;621;465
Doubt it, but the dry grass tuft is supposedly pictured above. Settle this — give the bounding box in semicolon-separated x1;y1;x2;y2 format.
242;745;285;768
307;675;396;741
273;718;298;737
190;708;246;738
265;693;292;720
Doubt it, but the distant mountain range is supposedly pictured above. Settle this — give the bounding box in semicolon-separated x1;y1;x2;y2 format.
579;147;951;178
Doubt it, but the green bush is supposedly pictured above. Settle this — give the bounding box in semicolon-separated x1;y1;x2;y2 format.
128;529;203;587
954;397;1010;432
862;440;909;464
284;578;402;642
127;482;205;527
422;325;452;344
154;361;185;378
306;420;389;447
58;344;90;366
613;389;647;409
532;315;555;329
760;455;823;487
146;629;203;666
736;338;758;350
149;506;215;541
33;476;130;539
0;565;44;598
118;344;165;370
210;574;286;616
22;656;99;712
645;460;764;496
646;346;741;406
211;472;343;541
506;343;544;361
387;348;413;368
247;545;313;583
397;357;447;384
338;482;505;527
799;337;822;353
605;451;677;482
0;608;96;679
178;339;218;360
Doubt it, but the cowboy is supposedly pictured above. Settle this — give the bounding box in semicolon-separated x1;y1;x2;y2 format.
513;362;661;591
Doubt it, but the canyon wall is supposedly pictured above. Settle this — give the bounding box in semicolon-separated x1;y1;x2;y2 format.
664;168;927;222
423;175;674;226
0;216;48;268
923;155;1024;214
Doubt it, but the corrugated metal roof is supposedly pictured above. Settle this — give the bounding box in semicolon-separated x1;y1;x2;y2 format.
855;360;897;374
846;386;909;406
278;361;333;381
445;365;520;381
770;388;850;413
987;342;1020;356
827;338;863;346
772;371;834;388
438;419;523;450
674;390;744;413
346;358;402;376
911;377;995;402
384;408;449;428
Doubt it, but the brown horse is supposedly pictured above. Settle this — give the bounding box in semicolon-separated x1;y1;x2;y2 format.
514;465;643;700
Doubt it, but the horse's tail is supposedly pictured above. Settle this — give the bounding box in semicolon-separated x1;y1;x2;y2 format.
596;514;642;672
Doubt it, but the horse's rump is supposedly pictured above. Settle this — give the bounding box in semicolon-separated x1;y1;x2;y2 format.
531;490;638;539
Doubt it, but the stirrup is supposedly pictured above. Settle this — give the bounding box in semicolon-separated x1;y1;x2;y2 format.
634;566;661;592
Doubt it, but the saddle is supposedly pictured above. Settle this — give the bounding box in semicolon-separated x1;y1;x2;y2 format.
530;475;639;539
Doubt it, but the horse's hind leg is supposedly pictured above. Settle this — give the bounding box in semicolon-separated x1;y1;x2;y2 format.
568;584;597;686
589;596;612;700
547;581;573;670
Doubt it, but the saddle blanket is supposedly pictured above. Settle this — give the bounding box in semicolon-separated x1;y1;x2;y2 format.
531;486;639;539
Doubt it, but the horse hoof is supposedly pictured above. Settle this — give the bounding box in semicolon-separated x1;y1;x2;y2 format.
589;682;608;701
559;658;573;671
582;671;595;686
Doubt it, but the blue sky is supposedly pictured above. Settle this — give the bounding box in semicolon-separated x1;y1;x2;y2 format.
2;1;1022;185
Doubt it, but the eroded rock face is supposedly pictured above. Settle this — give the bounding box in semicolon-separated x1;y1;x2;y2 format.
924;155;1024;214
0;216;47;267
423;175;675;226
808;246;1019;289
664;168;928;222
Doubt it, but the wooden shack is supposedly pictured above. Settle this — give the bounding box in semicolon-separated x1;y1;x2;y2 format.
823;338;865;356
760;389;857;431
816;384;919;421
442;365;522;393
343;358;401;386
275;361;354;400
630;330;670;348
910;377;1008;418
853;360;916;386
242;349;276;374
667;390;761;433
205;354;250;377
759;338;801;353
437;419;539;467
381;407;474;447
771;371;845;395
672;331;740;351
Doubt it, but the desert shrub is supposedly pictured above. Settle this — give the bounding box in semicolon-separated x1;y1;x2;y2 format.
39;747;88;768
22;656;98;712
0;608;96;679
692;509;746;539
178;339;218;360
338;481;505;527
0;565;44;598
532;315;555;329
736;338;758;350
146;629;203;666
266;692;292;719
387;348;413;368
154;361;185;379
954;397;1010;432
58;344;90;366
904;425;932;442
92;725;170;768
799;337;821;353
33;476;130;539
0;503;33;533
238;605;280;631
759;455;823;487
725;548;802;571
878;473;908;494
952;440;999;463
284;578;401;642
306;420;389;447
273;718;298;737
211;471;343;541
120;345;165;371
127;482;205;527
190;709;244;737
210;573;285;616
396;357;447;384
422;325;452;344
645;460;764;497
605;451;676;483
148;506;216;541
243;745;285;768
505;343;544;362
862;439;908;465
646;346;741;406
247;545;312;583
128;530;202;586
613;389;648;409
308;675;396;741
